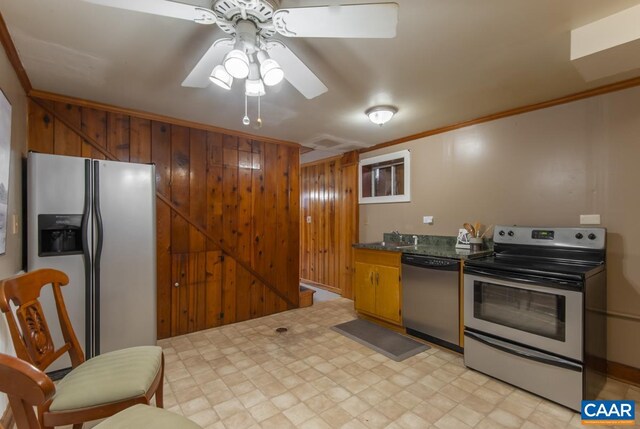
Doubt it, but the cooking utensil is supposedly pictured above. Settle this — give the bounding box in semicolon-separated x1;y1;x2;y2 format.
463;223;476;237
481;224;494;239
474;222;481;238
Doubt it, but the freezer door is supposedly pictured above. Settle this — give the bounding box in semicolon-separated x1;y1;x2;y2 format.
95;160;156;354
27;153;91;371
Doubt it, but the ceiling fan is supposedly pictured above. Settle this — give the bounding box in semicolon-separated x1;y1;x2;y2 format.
84;0;398;95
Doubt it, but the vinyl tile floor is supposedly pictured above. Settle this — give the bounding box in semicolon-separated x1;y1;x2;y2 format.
72;298;639;428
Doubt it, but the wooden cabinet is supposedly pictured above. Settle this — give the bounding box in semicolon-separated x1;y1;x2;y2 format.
353;249;402;325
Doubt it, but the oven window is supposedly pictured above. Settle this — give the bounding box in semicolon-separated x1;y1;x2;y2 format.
473;281;566;341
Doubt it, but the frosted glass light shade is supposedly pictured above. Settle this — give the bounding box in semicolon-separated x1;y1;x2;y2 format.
366;106;398;125
223;49;250;79
209;65;233;90
260;59;284;86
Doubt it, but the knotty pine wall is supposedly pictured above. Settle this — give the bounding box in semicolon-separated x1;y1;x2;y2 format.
300;152;358;298
27;97;300;339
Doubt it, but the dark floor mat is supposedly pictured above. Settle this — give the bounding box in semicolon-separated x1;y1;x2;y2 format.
332;319;429;362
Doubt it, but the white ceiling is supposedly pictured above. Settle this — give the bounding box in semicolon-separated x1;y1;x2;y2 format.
3;0;640;159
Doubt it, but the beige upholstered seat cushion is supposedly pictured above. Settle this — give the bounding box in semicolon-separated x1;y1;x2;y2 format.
50;346;162;412
94;404;201;429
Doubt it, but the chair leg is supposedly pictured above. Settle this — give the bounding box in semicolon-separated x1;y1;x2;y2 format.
155;352;165;408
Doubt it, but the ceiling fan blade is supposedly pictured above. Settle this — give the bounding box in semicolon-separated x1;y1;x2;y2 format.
182;38;234;88
266;40;328;99
272;3;398;38
84;0;217;24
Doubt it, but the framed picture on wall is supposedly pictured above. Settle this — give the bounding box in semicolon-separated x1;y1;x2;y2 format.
0;89;12;255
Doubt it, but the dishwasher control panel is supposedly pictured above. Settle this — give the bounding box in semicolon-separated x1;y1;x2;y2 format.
401;254;459;270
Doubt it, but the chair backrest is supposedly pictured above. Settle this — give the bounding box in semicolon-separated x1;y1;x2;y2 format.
0;269;84;371
0;353;55;429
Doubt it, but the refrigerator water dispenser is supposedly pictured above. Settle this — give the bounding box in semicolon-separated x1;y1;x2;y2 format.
38;214;83;256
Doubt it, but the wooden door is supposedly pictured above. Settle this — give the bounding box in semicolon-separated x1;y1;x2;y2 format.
171;251;224;336
354;261;376;314
375;265;402;324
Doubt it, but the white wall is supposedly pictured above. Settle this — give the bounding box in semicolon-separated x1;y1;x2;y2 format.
360;86;640;368
0;40;27;414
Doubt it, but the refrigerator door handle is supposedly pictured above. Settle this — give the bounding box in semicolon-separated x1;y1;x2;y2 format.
82;159;92;358
93;160;104;356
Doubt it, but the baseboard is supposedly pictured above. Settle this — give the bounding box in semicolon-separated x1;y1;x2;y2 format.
300;279;342;295
0;405;14;429
607;360;640;388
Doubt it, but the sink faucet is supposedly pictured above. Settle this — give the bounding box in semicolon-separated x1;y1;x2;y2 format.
413;235;419;246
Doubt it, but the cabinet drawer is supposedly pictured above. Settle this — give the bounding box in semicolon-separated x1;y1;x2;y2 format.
353;248;401;267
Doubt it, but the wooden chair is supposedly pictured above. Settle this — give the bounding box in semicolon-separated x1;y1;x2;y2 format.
0;353;201;429
0;269;165;428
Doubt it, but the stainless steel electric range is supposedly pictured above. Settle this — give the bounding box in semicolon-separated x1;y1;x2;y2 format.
463;225;607;411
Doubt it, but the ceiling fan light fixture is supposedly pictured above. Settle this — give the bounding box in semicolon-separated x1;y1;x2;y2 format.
365;105;398;126
223;42;250;79
209;65;233;90
257;51;284;86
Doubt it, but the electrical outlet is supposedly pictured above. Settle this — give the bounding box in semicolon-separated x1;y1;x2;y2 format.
423;216;434;224
580;214;601;225
306;216;312;224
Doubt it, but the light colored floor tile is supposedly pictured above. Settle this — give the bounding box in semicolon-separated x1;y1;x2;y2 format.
153;299;636;429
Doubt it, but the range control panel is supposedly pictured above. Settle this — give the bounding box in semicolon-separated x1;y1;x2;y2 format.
493;225;606;249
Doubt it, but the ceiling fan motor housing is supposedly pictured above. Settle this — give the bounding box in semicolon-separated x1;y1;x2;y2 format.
213;0;278;38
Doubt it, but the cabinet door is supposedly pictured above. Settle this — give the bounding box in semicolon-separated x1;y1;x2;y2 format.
375;265;401;323
354;262;376;314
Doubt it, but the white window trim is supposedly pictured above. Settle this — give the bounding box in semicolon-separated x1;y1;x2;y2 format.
358;149;411;204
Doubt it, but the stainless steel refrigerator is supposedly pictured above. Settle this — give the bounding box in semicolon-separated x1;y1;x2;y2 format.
27;152;156;372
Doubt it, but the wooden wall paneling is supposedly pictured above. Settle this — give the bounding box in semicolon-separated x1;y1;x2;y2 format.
222;135;239;254
190;251;207;331
236;142;253;321
206;132;224;251
151;121;172;339
340;160;358;299
171;253;189;336
205;250;223;328
80;108;106;159
251;141;266;318
53;102;82;156
106;112;130;162
288;148;300;307
308;165;317;282
300;152;359;297
275;145;290;307
222;256;236;324
263;143;279;314
27;99;54;154
189;129;207;252
129;117;151;164
170;125;191;254
26;98;301;339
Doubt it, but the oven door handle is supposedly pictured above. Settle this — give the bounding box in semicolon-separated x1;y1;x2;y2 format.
463;266;583;291
465;331;582;372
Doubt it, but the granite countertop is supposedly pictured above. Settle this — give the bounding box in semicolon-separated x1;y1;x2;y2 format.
353;233;493;260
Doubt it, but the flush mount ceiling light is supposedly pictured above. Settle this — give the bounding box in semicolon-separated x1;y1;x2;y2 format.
366;105;398;126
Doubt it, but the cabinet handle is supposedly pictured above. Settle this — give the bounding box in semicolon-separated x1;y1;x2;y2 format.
174;282;180;288
376;272;379;285
370;272;373;285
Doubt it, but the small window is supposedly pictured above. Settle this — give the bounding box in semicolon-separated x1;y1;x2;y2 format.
359;150;410;204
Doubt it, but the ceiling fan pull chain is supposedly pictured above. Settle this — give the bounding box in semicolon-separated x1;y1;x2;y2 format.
243;94;250;126
256;94;263;128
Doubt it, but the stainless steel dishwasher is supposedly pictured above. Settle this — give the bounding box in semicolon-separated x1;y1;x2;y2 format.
401;253;461;352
